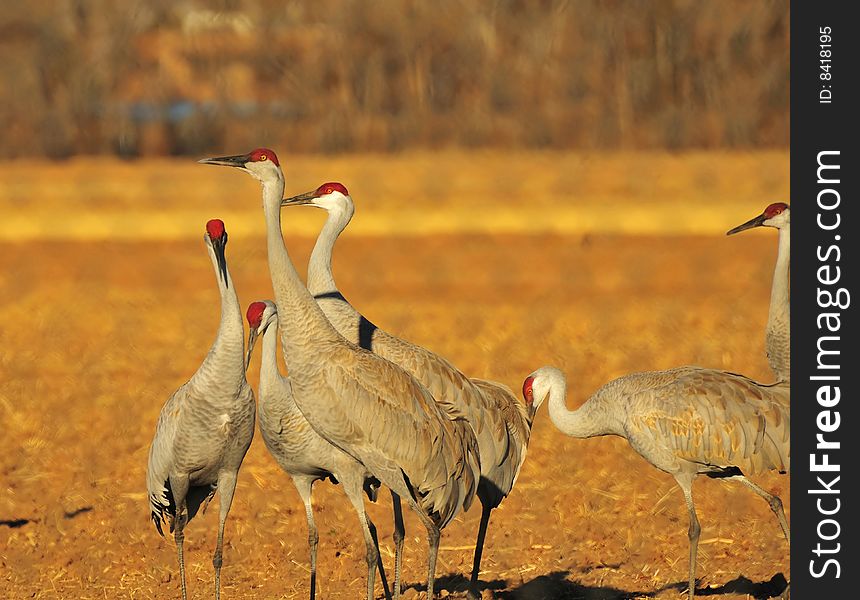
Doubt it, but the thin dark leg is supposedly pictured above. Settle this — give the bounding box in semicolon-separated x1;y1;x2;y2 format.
369;518;392;600
468;500;492;599
733;475;790;542
213;472;238;600
391;491;406;600
404;495;441;600
677;476;700;600
293;477;319;600
169;475;191;600
344;478;380;600
732;474;790;599
425;522;441;600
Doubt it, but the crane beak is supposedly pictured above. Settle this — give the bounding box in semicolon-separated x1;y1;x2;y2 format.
245;328;259;370
198;154;250;168
281;189;318;207
211;236;229;287
726;212;766;236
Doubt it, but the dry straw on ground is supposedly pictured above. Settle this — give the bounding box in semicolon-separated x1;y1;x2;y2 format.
0;152;789;599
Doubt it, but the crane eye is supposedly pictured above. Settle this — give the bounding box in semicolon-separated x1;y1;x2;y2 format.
260;154;267;161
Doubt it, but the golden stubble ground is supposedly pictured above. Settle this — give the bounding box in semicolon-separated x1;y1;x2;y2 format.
0;152;789;599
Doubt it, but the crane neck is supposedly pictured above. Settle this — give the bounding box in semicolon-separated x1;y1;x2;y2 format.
261;175;343;368
307;205;352;295
769;225;790;316
765;224;790;381
258;319;281;402
189;245;246;392
547;380;621;439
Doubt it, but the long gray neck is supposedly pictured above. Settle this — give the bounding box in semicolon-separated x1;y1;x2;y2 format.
258;319;281;401
307;206;352;295
765;224;790;381
547;381;620;439
262;177;342;369
190;246;245;392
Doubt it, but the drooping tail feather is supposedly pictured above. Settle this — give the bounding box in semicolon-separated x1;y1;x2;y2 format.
149;480;216;536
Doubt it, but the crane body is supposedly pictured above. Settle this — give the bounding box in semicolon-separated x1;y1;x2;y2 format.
147;219;255;600
530;370;789;596
282;183;542;597
199;150;481;600
246;300;386;600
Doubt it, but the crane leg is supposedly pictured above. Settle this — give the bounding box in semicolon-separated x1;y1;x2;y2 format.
732;474;790;543
213;471;238;600
467;499;492;600
369;518;392;600
676;474;700;600
391;491;406;600
404;495;441;600
169;475;191;600
344;478;382;600
293;477;320;600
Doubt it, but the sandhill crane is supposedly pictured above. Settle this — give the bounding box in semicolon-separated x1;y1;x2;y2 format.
727;203;790;383
527;366;789;599
245;299;388;600
147;219;256;600
199;149;481;600
281;182;545;598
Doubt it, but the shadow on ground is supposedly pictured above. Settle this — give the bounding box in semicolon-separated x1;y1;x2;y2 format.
402;573;506;596
697;573;789;599
499;571;650;599
403;571;648;599
402;571;789;599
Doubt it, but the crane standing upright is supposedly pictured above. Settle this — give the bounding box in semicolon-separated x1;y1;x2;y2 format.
199;149;481;600
727;202;790;383
245;299;387;600
147;219;256;600
281;182;545;598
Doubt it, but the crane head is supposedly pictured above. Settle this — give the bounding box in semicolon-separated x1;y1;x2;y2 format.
204;219;229;287
522;373;544;420
726;202;790;235
245;300;278;369
522;375;536;404
199;147;282;183
523;366;563;420
281;181;353;215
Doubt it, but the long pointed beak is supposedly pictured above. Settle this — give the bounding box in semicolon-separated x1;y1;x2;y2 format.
726;212;766;236
281;189;318;207
198;154;249;168
245;328;259;370
211;236;229;287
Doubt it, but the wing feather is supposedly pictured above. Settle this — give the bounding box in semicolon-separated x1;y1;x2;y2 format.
620;367;789;476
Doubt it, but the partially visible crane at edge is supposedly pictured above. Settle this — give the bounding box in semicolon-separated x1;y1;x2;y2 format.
727;202;790;383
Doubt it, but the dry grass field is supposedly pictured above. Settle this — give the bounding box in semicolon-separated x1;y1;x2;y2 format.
0;151;789;599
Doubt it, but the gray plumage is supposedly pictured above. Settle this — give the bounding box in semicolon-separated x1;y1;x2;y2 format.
532;365;789;600
246;300;385;600
727;203;790;383
198;152;481;600
281;185;542;597
146;221;255;600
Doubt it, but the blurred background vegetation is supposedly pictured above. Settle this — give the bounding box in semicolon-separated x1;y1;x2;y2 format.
0;0;788;159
